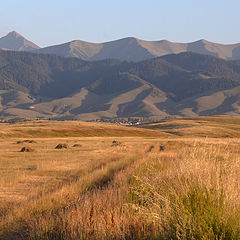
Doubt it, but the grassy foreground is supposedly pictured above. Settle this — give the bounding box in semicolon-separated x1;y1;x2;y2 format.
0;117;240;239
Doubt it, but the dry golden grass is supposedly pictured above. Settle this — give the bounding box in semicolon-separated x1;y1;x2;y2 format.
0;117;240;239
139;115;240;138
0;120;168;138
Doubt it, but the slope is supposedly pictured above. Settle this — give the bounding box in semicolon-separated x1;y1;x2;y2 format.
1;51;240;120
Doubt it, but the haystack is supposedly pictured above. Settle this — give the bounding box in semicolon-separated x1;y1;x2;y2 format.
20;147;34;152
55;143;68;149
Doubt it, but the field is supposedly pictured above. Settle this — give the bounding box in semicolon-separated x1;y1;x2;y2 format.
0;116;240;239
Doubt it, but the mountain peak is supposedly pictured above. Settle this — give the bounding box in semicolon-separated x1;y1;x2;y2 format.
192;39;211;44
0;31;40;51
7;31;22;38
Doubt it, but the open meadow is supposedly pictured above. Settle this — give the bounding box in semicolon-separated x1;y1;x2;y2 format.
0;117;240;239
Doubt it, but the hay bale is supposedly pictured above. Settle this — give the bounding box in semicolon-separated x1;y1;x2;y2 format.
20;147;34;152
147;145;154;153
72;144;82;147
112;140;121;146
55;143;68;149
160;145;165;151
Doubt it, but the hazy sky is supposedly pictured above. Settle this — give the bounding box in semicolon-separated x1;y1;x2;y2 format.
1;0;240;47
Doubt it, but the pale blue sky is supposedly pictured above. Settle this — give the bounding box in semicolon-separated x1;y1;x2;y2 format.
1;0;239;47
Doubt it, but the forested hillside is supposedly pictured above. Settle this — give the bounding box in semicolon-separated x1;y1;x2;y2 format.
1;50;240;120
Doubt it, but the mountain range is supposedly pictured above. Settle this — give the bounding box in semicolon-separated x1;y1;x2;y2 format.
1;31;240;62
1;49;240;121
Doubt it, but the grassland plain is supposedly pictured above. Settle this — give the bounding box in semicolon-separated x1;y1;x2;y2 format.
0;116;240;239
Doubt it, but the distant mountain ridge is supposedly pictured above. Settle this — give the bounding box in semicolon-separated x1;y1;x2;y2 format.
34;37;240;62
1;31;240;61
1;50;240;121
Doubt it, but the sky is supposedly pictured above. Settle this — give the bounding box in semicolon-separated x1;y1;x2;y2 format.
0;0;240;47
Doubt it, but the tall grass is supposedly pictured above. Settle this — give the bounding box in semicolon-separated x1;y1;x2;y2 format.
1;139;240;239
130;141;240;239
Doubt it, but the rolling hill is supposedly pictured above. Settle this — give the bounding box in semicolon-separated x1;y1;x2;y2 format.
1;50;240;120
